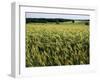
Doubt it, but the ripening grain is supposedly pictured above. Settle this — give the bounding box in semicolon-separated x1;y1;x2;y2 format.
26;22;89;67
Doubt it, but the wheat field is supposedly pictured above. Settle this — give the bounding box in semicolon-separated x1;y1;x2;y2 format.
26;22;89;67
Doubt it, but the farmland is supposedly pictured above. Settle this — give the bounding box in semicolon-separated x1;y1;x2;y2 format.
26;22;89;67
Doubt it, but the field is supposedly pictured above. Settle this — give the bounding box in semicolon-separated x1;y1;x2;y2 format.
26;22;89;67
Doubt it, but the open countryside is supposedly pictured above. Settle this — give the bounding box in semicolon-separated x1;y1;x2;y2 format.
25;18;89;67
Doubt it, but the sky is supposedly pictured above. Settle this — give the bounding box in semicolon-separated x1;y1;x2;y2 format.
26;12;90;20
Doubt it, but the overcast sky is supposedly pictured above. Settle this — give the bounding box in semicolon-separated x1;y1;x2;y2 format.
26;12;89;20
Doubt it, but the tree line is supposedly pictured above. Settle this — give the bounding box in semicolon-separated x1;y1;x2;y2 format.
26;18;89;25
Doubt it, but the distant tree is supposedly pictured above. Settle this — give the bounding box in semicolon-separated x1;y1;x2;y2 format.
56;20;60;24
72;20;75;23
85;22;89;25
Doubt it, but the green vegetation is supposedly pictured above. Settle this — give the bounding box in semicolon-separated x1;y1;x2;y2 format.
26;22;89;67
